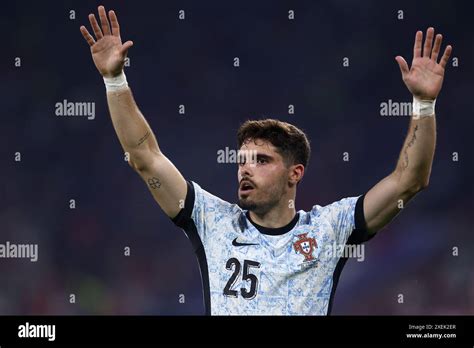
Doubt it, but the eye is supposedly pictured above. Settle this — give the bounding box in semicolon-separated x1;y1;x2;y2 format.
257;158;267;164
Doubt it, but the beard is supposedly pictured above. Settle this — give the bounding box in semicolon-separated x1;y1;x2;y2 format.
238;181;286;215
237;197;258;211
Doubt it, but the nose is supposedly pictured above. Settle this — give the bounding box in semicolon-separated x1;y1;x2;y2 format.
238;161;253;180
239;163;251;177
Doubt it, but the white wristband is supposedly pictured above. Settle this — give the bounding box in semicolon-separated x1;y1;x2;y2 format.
104;71;128;92
413;96;436;117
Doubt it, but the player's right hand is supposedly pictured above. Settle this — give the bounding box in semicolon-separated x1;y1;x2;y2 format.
80;5;133;78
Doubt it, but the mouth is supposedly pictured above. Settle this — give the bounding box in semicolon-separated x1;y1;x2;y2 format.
239;180;255;194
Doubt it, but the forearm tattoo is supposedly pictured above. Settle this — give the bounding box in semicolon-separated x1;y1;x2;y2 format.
402;124;419;169
147;177;161;189
137;131;150;146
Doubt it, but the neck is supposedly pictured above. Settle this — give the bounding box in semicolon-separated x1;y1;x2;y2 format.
248;201;296;228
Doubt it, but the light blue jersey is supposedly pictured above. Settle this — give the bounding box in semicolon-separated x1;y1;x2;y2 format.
172;180;373;315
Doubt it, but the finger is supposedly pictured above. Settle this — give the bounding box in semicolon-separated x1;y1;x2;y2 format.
120;40;134;56
395;56;410;77
423;27;434;58
98;5;111;36
80;26;96;46
109;10;120;37
413;30;423;58
88;14;103;40
431;34;442;62
439;45;453;69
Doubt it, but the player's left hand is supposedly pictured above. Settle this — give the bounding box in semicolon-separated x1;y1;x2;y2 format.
395;27;452;100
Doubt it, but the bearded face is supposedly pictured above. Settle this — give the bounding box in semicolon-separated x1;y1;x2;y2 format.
237;139;291;215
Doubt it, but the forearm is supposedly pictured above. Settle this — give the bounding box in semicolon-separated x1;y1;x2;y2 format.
106;86;161;168
394;113;436;191
362;28;450;234
363;112;436;234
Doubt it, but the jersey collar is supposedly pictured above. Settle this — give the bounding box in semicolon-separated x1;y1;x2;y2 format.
245;211;300;236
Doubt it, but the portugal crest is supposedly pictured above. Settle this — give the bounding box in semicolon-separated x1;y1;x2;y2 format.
293;233;317;262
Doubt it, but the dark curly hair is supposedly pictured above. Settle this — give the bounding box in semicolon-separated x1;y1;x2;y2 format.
237;119;311;168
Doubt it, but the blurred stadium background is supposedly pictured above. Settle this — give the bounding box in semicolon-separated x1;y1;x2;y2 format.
0;0;473;314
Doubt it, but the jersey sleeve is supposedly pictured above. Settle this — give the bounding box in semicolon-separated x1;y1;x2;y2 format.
171;180;234;249
316;193;373;246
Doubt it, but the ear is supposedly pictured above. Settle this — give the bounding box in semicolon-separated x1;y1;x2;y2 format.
289;164;305;186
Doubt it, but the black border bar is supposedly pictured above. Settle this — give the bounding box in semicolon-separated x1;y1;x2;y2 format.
0;315;472;345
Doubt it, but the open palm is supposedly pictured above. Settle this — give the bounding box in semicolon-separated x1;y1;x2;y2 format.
80;6;133;78
395;28;452;100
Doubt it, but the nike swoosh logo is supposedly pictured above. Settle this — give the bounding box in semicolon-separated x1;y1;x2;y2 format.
232;237;259;247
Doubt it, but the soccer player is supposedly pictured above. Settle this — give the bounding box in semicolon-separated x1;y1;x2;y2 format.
80;6;452;315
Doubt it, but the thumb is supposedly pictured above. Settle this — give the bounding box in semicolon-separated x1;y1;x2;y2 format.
395;56;409;77
120;40;134;56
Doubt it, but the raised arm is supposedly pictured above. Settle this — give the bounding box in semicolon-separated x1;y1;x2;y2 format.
363;27;452;235
80;5;186;218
